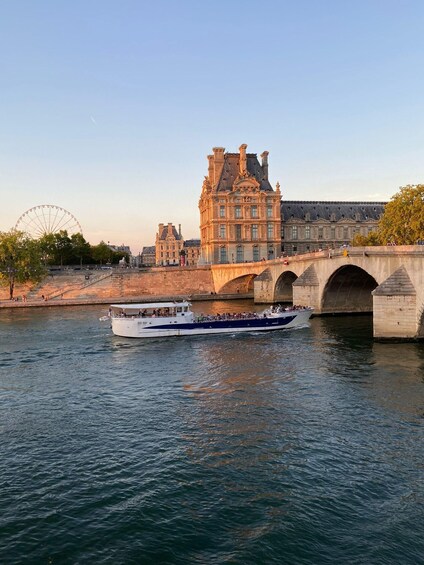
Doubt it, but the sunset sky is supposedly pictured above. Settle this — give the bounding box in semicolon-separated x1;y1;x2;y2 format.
2;0;424;254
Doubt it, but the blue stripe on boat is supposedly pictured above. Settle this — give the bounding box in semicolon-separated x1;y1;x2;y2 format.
143;316;296;331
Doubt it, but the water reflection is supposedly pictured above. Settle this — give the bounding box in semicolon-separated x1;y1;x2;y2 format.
309;316;424;420
181;333;305;472
369;342;424;419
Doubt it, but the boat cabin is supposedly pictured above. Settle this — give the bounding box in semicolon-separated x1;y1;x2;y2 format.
110;302;192;319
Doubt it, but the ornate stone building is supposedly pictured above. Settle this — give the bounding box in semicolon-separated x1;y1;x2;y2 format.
281;201;386;255
182;239;201;266
199;144;282;264
140;246;155;267
155;223;184;266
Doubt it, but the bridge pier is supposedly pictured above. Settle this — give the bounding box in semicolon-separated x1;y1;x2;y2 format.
253;270;274;303
292;265;321;311
372;266;420;340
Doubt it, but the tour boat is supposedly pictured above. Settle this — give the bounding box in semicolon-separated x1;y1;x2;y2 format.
105;301;313;338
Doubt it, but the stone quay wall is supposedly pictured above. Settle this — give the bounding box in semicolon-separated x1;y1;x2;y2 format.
0;266;215;302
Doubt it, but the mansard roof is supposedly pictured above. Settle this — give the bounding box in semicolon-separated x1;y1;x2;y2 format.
142;246;155;253
183;239;200;247
281;201;386;222
216;153;274;192
158;225;182;241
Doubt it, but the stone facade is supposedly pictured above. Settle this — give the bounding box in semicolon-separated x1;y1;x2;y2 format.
183;239;201;266
281;201;385;255
199;144;282;264
155;223;184;266
140;246;155;267
198;145;386;264
372;266;418;339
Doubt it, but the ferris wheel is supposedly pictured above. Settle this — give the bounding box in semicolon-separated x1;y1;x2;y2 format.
15;205;83;238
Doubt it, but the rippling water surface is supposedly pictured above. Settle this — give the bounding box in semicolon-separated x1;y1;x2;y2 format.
1;301;423;564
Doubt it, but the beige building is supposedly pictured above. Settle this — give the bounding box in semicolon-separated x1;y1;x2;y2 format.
281;201;385;255
140;246;155;267
155;223;184;266
183;239;201;266
199;144;282;264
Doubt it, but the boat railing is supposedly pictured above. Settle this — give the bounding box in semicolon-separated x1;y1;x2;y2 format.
111;308;188;319
194;311;266;323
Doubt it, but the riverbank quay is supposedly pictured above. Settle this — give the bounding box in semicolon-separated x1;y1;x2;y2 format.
0;265;217;304
0;293;253;309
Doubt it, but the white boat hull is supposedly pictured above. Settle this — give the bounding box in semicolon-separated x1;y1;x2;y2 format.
110;308;312;338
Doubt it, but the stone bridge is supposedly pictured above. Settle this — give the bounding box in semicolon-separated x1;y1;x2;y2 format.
211;246;424;340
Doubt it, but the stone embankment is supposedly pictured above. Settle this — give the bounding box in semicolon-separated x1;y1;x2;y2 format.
0;266;250;308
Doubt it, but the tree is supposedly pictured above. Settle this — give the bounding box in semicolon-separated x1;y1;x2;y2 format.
111;250;130;265
70;233;92;265
39;231;92;265
0;230;46;299
351;231;382;246
378;184;424;245
91;241;113;264
53;231;73;265
39;232;58;265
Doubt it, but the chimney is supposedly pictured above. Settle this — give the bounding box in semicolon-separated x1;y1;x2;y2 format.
212;147;225;185
158;223;164;236
178;224;182;238
261;151;269;181
207;154;214;182
239;144;247;175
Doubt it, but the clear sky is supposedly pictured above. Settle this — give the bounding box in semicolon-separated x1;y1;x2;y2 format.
1;0;424;254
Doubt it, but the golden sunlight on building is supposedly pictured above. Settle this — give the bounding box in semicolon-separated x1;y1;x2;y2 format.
198;144;282;264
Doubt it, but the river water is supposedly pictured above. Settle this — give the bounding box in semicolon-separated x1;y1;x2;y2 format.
0;301;423;564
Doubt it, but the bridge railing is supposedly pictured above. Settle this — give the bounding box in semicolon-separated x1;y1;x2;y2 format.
278;245;424;263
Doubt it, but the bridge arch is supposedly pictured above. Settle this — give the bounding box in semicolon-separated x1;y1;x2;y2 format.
321;265;378;314
218;273;257;294
274;270;298;302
